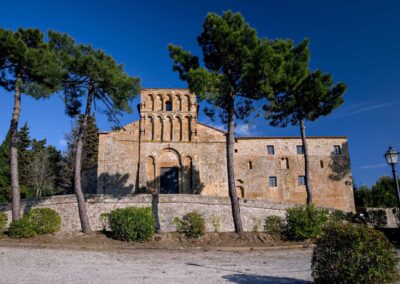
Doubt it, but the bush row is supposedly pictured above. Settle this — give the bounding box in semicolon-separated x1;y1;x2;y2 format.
264;205;399;283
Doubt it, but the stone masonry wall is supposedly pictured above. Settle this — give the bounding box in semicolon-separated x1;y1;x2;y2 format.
97;88;355;212
0;194;289;233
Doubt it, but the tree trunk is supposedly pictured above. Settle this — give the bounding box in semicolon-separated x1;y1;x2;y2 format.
300;119;313;205
73;88;94;233
226;98;244;234
9;83;22;221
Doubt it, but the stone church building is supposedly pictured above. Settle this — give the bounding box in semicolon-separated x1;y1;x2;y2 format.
97;88;355;211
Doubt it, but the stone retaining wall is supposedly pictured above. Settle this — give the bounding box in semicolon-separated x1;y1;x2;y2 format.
0;194;290;232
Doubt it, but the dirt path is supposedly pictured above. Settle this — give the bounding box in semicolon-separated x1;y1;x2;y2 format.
0;246;313;283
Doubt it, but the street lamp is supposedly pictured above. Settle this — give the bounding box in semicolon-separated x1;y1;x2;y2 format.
384;146;400;208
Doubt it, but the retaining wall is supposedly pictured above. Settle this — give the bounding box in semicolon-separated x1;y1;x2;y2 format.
0;194;291;232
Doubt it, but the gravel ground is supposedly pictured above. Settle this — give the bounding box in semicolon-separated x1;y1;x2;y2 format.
0;246;313;284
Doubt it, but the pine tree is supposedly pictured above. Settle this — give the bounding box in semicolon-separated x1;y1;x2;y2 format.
17;122;31;186
168;11;290;234
49;31;141;233
0;28;62;220
264;46;346;204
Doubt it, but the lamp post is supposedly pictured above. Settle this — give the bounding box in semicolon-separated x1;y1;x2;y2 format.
384;146;400;208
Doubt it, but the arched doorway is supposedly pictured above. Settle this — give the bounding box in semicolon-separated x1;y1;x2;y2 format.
158;149;182;194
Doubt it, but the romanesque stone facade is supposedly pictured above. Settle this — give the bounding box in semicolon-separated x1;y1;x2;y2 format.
97;88;355;211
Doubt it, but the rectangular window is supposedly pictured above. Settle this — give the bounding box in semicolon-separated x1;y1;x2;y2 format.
298;176;306;186
333;145;342;155
269;176;277;187
296;145;304;154
267;145;275;155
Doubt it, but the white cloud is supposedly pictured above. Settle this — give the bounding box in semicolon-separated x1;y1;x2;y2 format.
358;163;386;169
235;123;256;136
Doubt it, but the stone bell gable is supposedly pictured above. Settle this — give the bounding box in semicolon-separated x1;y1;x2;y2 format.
97;88;355;212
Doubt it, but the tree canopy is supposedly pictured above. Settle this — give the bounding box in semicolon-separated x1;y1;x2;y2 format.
354;176;399;208
48;31;140;123
0;28;62;97
168;10;296;234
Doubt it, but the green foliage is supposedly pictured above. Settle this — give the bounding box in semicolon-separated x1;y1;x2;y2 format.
173;211;205;238
168;11;290;122
330;210;347;223
285;205;329;241
354;176;399;208
312;223;398;284
264;215;284;236
16;123;31;185
8;218;37;238
0;212;7;232
0;28;63;96
265;70;346;128
209;214;221;232
0;131;10;192
0;123;65;201
48;31;141;123
108;207;155;242
99;212;109;231
25;208;61;234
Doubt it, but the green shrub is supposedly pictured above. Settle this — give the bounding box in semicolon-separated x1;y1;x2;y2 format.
99;212;109;231
173;211;205;238
108;207;155;242
8;218;37;238
25;208;61;235
330;210;347;223
345;211;367;224
209;214;221;232
312;223;398;284
285;205;329;241
0;212;7;232
264;215;284;236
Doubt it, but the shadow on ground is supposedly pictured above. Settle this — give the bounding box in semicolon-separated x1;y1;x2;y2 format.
223;273;312;284
186;263;312;284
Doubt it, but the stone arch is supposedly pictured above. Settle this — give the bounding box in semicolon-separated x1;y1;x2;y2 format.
187;116;192;141
183;156;193;193
146;156;156;193
158;148;182;194
175;95;182;111
147;94;154;111
174;116;183;141
164;115;173;141
155;115;163;141
147;116;154;140
165;94;172;111
182;116;189;141
156;94;163;111
184;94;191;111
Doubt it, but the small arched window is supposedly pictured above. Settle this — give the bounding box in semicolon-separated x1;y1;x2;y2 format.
165;101;172;111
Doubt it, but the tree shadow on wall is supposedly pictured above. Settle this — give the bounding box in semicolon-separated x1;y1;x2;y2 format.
145;166;206;233
328;141;352;185
139;165;206;195
98;172;134;197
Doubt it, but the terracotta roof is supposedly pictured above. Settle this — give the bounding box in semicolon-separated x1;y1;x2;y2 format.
236;136;348;140
141;88;190;91
197;122;227;134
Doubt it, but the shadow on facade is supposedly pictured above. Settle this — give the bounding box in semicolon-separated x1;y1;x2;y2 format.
98;172;134;196
139;165;205;195
328;141;351;182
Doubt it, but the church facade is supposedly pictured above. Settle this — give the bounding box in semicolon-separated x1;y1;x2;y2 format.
97;88;355;211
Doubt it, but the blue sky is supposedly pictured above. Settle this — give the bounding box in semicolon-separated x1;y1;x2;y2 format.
0;0;399;186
